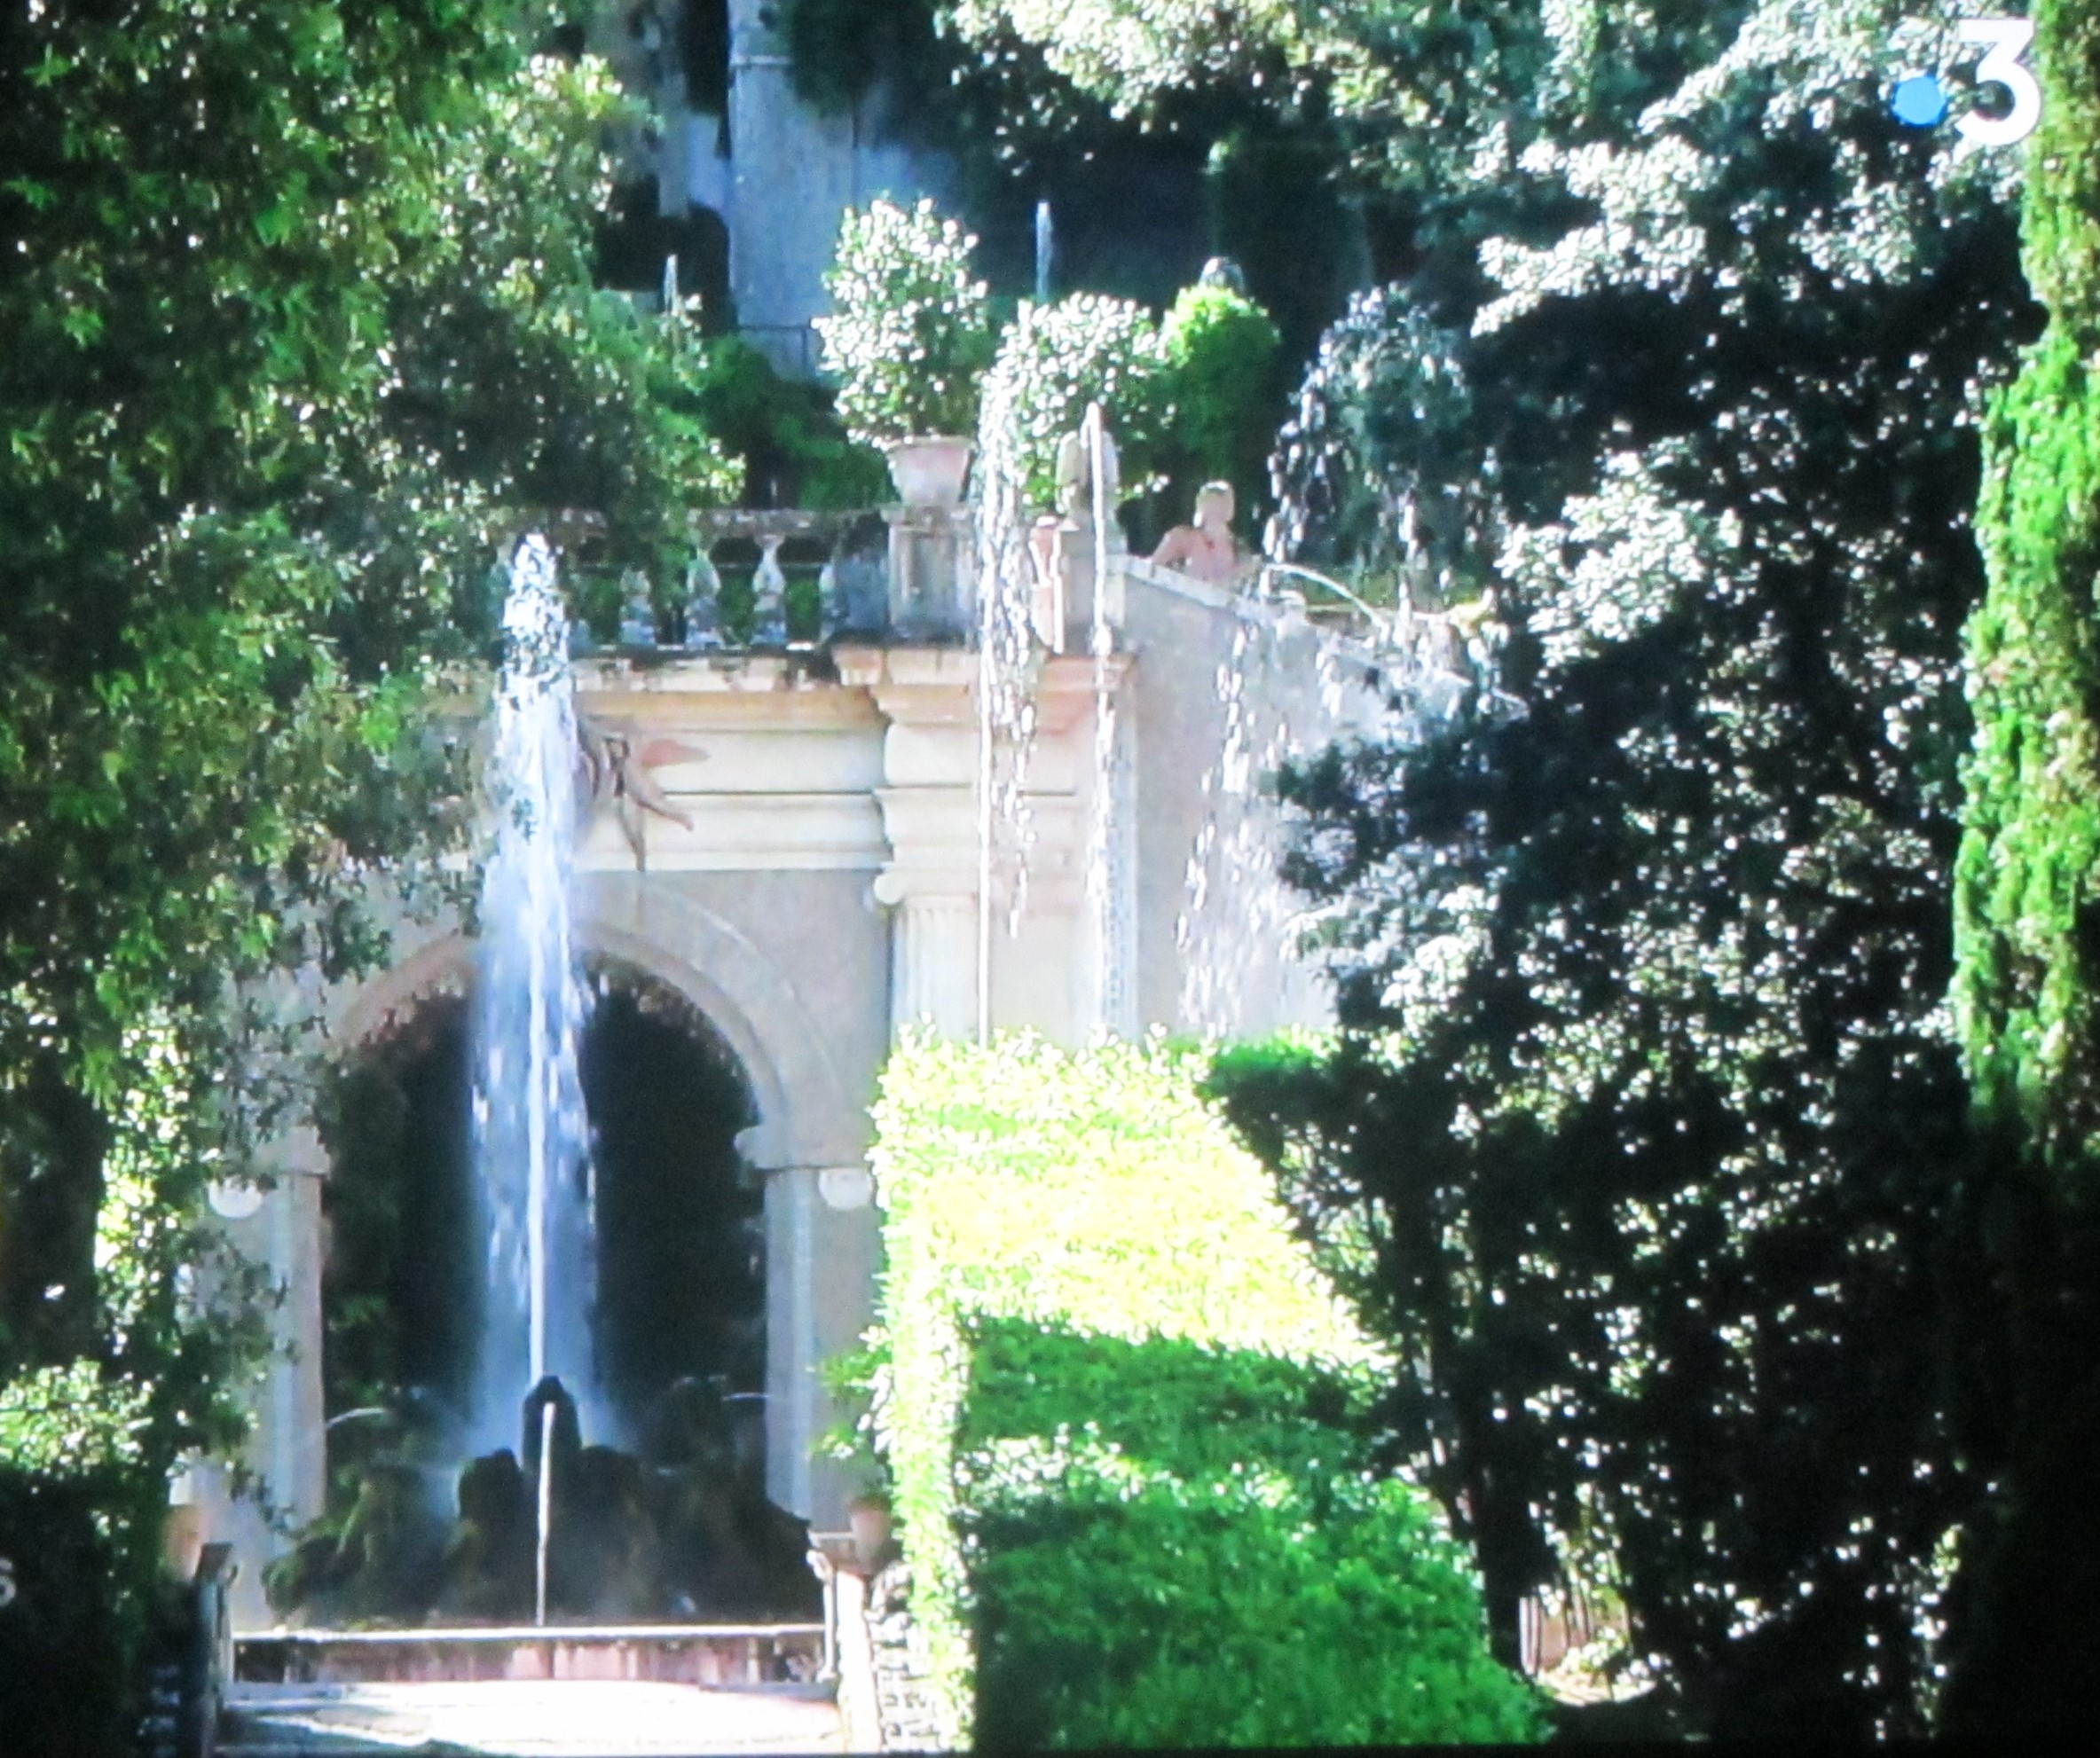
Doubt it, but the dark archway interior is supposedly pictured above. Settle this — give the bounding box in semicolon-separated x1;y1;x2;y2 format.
583;970;764;1434
319;965;763;1447
289;967;812;1627
319;993;476;1426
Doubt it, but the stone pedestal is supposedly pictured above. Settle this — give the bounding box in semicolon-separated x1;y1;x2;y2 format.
1032;517;1127;655
885;506;975;642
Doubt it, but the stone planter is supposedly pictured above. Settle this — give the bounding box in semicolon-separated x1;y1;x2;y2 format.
885;436;973;509
848;1495;893;1572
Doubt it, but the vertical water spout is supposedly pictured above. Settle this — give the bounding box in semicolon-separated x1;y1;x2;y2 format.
971;344;1042;1044
472;533;602;1454
1081;402;1129;1037
1034;200;1054;305
534;1398;556;1627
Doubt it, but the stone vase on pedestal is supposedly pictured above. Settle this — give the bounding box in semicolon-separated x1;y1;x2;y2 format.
884;436;973;509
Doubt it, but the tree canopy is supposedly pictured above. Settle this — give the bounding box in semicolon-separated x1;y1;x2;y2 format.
1205;1;2033;1738
1;4;733;1744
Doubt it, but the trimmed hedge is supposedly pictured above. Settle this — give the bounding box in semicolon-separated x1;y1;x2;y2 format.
866;1032;1540;1746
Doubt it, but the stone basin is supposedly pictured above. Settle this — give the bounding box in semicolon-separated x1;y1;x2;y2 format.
235;1623;827;1688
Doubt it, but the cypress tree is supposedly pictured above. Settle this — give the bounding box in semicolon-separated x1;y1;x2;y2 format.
1947;3;2100;1733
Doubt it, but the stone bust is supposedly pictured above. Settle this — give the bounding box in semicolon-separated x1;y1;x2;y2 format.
1150;481;1244;585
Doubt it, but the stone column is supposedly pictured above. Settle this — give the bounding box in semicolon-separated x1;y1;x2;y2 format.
197;1125;327;1630
759;1153;881;1533
764;1161;821;1522
728;0;858;375
838;647;983;1041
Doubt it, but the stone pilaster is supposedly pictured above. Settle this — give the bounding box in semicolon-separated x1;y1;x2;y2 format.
838;647;982;1041
201;1124;327;1631
759;1156;880;1532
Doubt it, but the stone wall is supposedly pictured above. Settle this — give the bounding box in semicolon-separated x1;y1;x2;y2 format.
208;555;1388;1625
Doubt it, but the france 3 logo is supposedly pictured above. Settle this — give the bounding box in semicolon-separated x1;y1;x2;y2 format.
1891;18;2041;152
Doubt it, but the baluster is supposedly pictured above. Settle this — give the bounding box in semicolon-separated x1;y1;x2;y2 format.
685;545;725;648
753;533;789;647
816;557;838;644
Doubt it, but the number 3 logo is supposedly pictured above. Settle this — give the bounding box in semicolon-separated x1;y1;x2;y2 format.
0;1556;17;1611
1956;18;2042;152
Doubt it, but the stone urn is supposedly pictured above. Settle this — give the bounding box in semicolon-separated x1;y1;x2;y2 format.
847;1493;893;1572
884;436;973;509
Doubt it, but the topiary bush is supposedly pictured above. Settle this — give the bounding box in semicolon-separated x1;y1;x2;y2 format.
816;199;998;446
865;1032;1540;1748
1158;275;1283;535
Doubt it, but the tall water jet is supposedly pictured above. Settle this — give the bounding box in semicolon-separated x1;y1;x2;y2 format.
1034;200;1055;304
1080;401;1132;1038
471;533;602;1455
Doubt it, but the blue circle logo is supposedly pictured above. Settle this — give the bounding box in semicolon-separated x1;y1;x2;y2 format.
1891;73;1949;128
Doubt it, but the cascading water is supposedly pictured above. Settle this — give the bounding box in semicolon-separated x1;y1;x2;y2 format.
971;335;1043;1041
1176;307;1515;1035
1080;402;1132;1038
470;532;602;1456
1176;596;1386;1034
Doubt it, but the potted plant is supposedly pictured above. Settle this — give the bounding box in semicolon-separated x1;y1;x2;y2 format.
816;198;996;508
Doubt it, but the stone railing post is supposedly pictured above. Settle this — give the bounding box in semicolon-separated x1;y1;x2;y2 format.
885;506;974;642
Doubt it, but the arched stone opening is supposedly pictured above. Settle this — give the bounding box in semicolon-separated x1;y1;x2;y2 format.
579;960;764;1440
277;954;820;1625
316;958;767;1452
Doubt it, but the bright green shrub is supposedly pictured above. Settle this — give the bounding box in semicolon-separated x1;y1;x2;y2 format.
1944;1;2100;1732
1158;279;1283;530
816;199;998;445
984;294;1175;510
867;1032;1538;1747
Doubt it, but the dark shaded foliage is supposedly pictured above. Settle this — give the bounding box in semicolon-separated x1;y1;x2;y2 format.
1208;6;2034;1738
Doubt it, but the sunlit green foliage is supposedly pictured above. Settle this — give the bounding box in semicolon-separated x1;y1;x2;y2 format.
866;1032;1536;1748
1944;3;2100;1737
1;4;735;1742
984;293;1174;507
1955;2;2100;1194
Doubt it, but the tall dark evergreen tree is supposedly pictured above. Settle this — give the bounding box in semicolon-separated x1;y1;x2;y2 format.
1945;2;2100;1735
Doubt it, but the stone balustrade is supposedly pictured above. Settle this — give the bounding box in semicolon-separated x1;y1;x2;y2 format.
570;504;991;655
